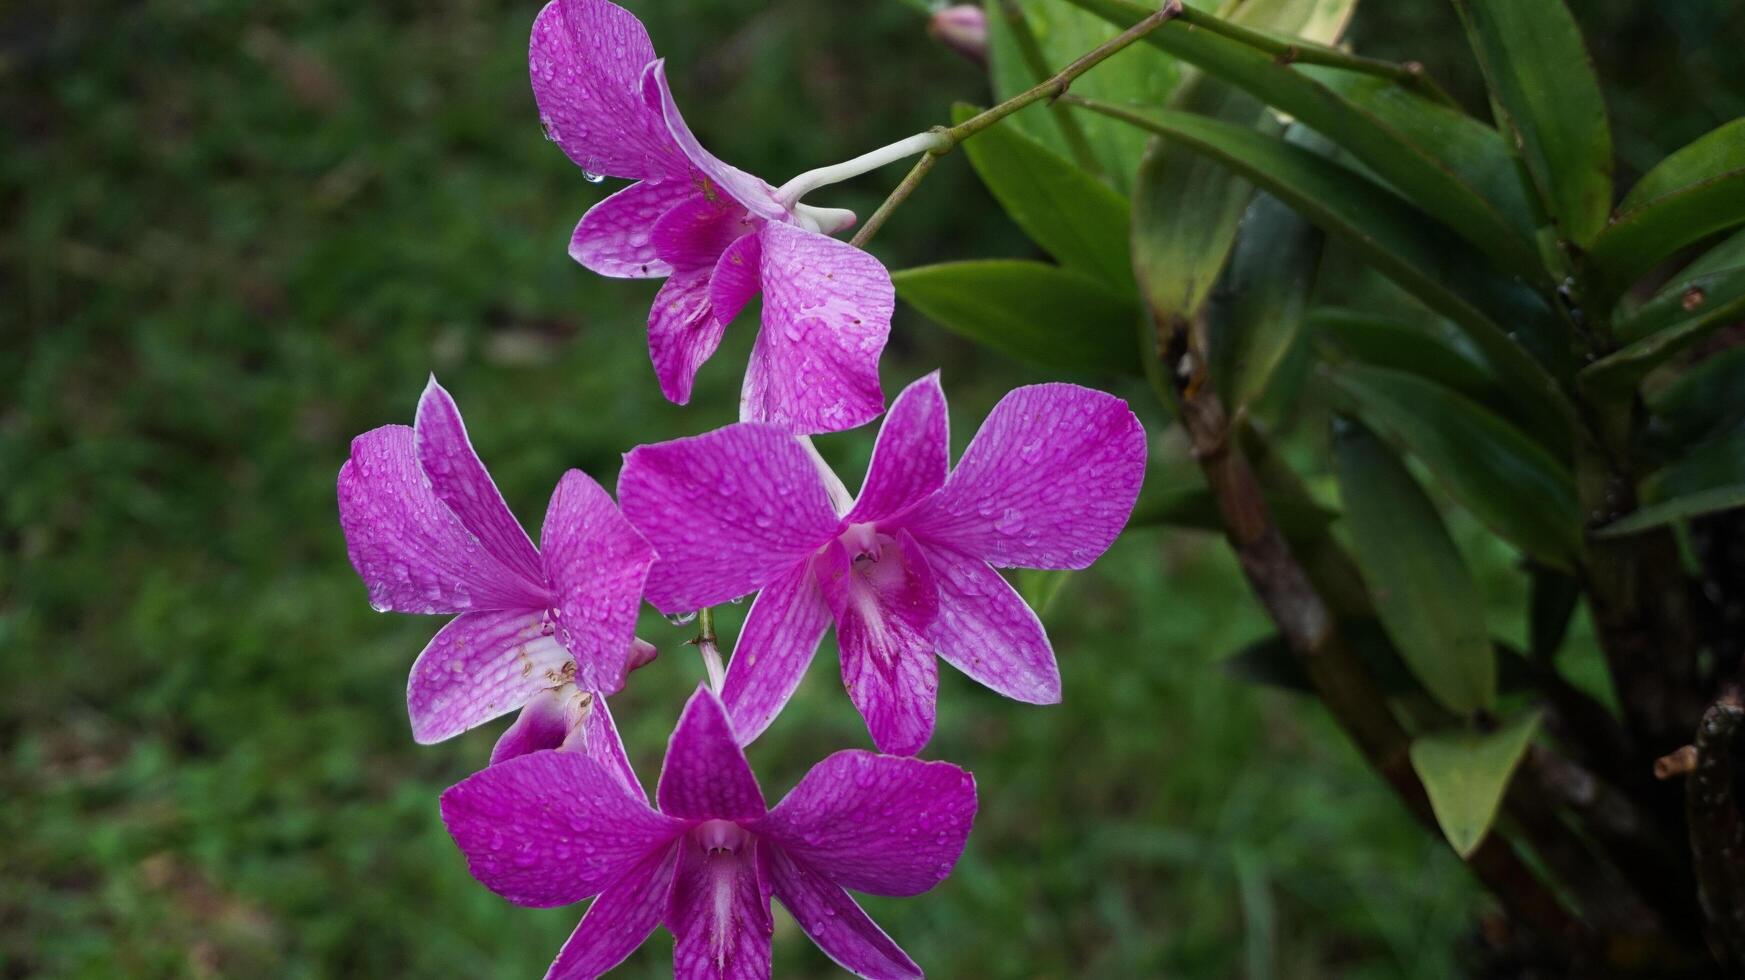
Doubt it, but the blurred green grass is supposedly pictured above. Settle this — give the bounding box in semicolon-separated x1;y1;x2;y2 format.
7;0;1732;976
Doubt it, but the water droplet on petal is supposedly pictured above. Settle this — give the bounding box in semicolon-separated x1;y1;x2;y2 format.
667;611;697;626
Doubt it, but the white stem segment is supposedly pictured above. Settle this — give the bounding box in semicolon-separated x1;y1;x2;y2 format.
775;131;951;206
793;204;858;235
697;638;726;694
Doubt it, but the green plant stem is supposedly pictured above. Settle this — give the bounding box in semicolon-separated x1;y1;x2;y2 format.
995;0;1105;176
851;0;1184;249
1170;3;1458;108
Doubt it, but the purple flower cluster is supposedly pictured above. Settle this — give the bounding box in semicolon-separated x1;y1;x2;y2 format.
336;2;1148;977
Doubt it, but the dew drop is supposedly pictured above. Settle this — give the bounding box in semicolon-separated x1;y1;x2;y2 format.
667;611;698;626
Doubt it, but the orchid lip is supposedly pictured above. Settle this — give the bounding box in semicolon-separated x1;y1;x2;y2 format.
693;818;750;854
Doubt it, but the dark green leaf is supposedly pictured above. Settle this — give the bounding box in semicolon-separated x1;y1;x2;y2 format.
953;103;1134;288
1528;567;1581;663
892;260;1142;374
1644;419;1745;505
1130;83;1267;329
1587;119;1745;301
1127;482;1337;537
1210;180;1325;417
1410;710;1542;857
1061;0;1544;277
1453;0;1612;247
1072;100;1575;441
1311;309;1509;424
1333;418;1495;714
1329;365;1582;568
1615;266;1745;345
1595;485;1745;539
1646;347;1745;454
1580;277;1745;395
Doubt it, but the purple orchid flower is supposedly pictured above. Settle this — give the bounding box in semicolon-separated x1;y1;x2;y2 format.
337;378;656;767
617;374;1147;755
442;685;976;980
531;0;895;436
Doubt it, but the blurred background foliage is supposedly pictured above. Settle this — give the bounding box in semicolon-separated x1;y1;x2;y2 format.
2;0;1740;977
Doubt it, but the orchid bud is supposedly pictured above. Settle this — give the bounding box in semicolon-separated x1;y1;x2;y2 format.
929;5;989;67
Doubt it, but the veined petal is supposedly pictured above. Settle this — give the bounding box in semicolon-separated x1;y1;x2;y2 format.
440;750;686;907
652;197;758;273
720;560;832;747
540;469;656;695
741;222;893;435
584;692;647;803
648;270;729;407
339;426;550;614
668;837;773;980
658;686;767;822
709;232;763;328
818;530;940;756
546;844;679;980
640;60;785;221
762;847;920;980
530;0;685;181
928;543;1061;704
844;372;949;525
414;378;547;590
904;384;1145;569
619;423;840;613
752;750;977;898
570;180;697;278
408;609;571;744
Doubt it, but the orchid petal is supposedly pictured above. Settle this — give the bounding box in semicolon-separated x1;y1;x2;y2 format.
619;424;840;612
414;379;547;590
440;750;686;907
546;844;679;980
844;372;949;525
905;383;1145;569
740;221;892;435
668;837;773;980
719;560;832;747
407;609;570;744
570;180;697;278
928;543;1061;704
762;847;921;980
817;530;940;756
651;196;758;273
647;271;729;407
530;0;685;181
339;426;550;614
490;685;578;765
540;469;656;695
708;232;763;329
752;750;976;898
657;686;767;822
583;692;647;803
639;60;784;220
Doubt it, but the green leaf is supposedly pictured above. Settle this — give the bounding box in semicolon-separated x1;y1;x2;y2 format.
1594;485;1745;539
1017;568;1073;614
1072;100;1574;442
1644;420;1745;505
1615;266;1745;345
1580;275;1745;396
1313;310;1502;405
1130;83;1267;329
1332;418;1495;714
1221;0;1357;43
953;103;1134;288
1410;710;1542;858
1645;346;1745;454
1060;0;1544;277
892;260;1142;374
1127;482;1337;537
1304;69;1535;243
1588;119;1745;302
1209;186;1323;416
1453;0;1612;247
1328;365;1582;569
985;0;1183;195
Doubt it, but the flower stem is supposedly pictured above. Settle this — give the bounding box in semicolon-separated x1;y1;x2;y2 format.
695;607;725;694
995;0;1104;177
776;131;951;206
851;0;1184;248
